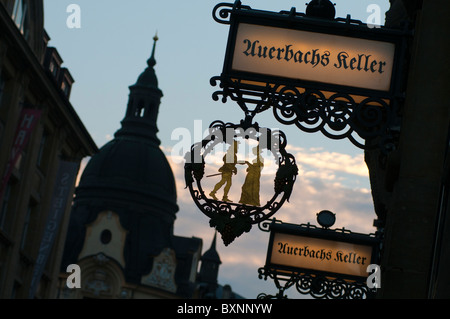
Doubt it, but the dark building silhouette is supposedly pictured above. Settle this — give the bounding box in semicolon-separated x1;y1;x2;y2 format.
0;0;97;299
58;36;239;299
365;0;450;298
196;232;222;298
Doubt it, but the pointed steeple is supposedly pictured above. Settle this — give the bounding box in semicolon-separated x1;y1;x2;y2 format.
147;32;158;67
197;232;222;298
135;33;160;90
201;232;221;263
115;32;163;144
199;232;221;283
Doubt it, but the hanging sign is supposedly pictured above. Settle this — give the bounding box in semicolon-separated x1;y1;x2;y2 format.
232;23;395;92
212;2;410;151
265;222;379;280
184;121;298;246
217;2;407;98
270;232;373;278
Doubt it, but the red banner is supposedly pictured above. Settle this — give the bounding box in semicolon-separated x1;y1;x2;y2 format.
0;108;42;202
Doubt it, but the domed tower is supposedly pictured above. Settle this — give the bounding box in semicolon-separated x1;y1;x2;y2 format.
60;36;183;298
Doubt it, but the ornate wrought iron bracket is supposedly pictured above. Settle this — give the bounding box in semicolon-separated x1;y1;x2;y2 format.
256;219;381;299
211;1;410;154
211;76;402;152
257;267;376;299
184;121;298;246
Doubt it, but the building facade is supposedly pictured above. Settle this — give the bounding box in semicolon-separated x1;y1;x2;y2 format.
0;0;97;299
366;0;450;298
58;36;238;299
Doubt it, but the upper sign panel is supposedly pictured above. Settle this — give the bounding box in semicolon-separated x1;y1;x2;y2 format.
231;23;395;92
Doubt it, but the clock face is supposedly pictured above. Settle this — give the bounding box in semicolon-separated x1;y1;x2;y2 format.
317;210;336;228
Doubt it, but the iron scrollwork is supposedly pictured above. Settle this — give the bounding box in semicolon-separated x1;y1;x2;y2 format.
184;121;298;246
211;76;400;153
212;1;250;25
210;1;409;154
257;267;375;299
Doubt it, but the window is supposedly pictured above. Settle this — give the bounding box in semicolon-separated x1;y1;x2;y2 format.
61;79;71;97
11;0;29;37
48;61;55;76
135;104;145;118
0;183;12;230
36;131;47;168
20;204;32;251
50;59;58;78
134;100;146;118
0;73;5;107
14;151;24;172
100;229;112;245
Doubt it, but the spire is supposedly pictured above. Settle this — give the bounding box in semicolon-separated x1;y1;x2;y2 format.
210;232;217;249
201;232;221;264
198;232;221;294
114;32;163;143
147;32;158;67
133;32;161;90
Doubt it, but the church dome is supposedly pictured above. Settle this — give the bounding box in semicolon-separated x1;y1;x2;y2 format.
61;35;188;290
75;136;178;215
74;35;178;218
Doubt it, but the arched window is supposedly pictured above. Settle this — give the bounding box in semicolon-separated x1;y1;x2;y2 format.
11;0;29;37
135;100;145;118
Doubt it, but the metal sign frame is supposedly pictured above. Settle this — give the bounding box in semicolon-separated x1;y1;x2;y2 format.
257;219;381;299
220;4;406;99
265;221;380;281
184;121;298;246
211;1;412;152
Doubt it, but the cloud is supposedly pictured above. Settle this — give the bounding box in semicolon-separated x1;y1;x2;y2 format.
75;144;376;299
165;144;377;298
288;144;367;171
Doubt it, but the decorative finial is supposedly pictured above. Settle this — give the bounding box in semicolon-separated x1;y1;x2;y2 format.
317;210;336;229
147;31;158;67
306;0;336;20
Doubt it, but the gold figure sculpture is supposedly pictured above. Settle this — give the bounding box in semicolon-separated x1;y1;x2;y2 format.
209;141;239;202
239;145;264;206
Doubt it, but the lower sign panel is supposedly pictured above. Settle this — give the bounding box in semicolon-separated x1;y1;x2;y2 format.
269;232;373;278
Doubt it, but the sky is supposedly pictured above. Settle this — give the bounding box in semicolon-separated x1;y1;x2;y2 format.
44;0;390;299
